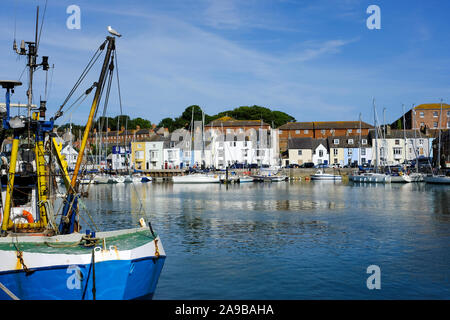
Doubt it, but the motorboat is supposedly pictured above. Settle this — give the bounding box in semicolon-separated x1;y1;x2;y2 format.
172;173;221;183
310;170;342;181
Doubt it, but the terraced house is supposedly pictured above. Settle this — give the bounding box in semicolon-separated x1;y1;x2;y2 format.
278;121;373;151
327;135;372;167
284;137;329;166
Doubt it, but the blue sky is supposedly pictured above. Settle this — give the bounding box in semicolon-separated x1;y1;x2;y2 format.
1;0;449;126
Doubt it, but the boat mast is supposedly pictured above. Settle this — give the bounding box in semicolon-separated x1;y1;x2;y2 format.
437;99;443;172
373;99;379;173
402;104;406;167
358;113;362;166
70;36;115;189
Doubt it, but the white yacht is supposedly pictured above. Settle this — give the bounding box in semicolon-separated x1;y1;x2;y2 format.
310;170;342;181
172;173;221;183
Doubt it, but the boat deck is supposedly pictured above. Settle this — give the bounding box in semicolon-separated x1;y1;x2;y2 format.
0;227;157;254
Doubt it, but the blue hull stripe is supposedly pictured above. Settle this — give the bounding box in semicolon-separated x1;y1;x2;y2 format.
0;256;165;300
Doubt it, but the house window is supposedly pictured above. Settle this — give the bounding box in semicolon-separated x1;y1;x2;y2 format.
395;140;400;145
357;129;361;133
348;139;354;145
304;130;309;134
333;149;338;156
361;148;366;156
361;158;366;163
347;129;352;133
447;111;450;117
419;139;424;145
420;112;424;118
393;148;402;155
362;139;367;145
434;122;438;128
433;111;438;118
297;150;302;156
333;139;339;144
295;130;300;134
348;149;353;156
334;158;338;164
319;150;323;157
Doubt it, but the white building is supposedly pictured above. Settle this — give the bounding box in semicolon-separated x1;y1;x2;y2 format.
312;139;329;165
146;135;167;170
209;127;279;169
370;129;432;166
163;128;191;169
110;144;131;171
60;143;78;170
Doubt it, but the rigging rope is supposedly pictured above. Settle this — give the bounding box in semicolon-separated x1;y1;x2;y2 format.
53;40;107;120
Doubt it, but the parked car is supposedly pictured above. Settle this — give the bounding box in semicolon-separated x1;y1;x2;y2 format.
299;162;315;168
286;163;300;168
314;163;329;169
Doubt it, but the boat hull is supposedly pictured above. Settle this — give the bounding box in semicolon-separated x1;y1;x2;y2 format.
311;175;342;181
351;173;391;183
0;229;165;300
424;175;450;184
390;174;412;183
172;175;220;183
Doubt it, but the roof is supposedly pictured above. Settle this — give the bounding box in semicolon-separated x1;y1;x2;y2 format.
146;134;168;142
288;137;327;150
368;129;433;140
414;103;450;110
327;135;370;148
279;121;374;130
135;128;152;135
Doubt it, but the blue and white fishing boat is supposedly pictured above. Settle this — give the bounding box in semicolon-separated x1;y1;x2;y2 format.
0;12;165;300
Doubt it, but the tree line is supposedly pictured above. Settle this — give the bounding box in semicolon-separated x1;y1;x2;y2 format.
158;105;295;132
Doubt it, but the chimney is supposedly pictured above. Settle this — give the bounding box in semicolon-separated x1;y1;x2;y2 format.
121;126;125;132
136;125;141;130
107;127;111;132
152;123;156;129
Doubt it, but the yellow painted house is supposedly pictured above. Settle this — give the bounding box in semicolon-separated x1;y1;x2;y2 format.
131;141;146;170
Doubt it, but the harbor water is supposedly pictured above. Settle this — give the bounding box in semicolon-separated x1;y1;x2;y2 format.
81;181;450;299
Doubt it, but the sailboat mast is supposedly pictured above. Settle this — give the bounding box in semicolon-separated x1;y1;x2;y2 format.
70;36;115;189
358;113;362;166
402;104;406;165
438;99;443;171
373;99;378;172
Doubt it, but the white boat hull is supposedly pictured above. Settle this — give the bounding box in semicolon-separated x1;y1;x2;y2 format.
172;174;221;184
351;173;391;183
390;174;412;183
